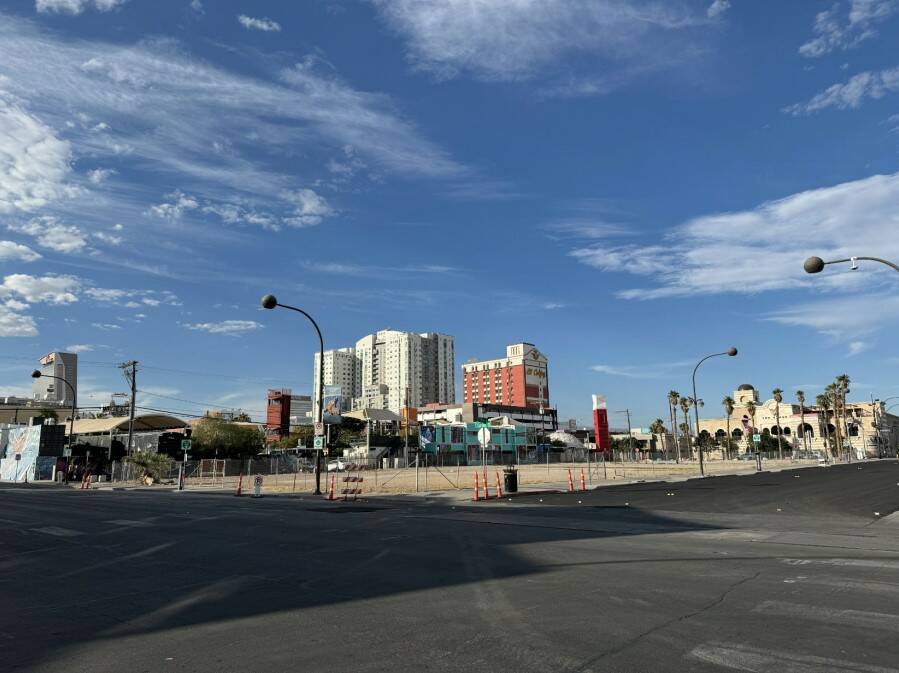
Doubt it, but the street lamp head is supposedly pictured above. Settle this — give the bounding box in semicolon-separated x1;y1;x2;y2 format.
260;294;278;310
31;370;41;379
803;256;825;274
727;347;738;357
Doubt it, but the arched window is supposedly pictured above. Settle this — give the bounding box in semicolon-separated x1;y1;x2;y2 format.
731;428;743;439
770;426;780;436
715;429;727;438
783;427;791;436
826;423;836;435
801;423;814;438
848;424;859;437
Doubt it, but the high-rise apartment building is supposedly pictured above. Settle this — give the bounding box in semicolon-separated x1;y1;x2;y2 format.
311;330;455;415
32;352;77;406
461;343;548;409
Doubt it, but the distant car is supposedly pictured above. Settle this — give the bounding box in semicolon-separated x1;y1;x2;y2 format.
738;452;762;461
327;459;346;472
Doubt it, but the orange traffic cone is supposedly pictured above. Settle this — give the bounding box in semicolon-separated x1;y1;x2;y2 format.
235;471;243;496
567;468;575;493
495;470;504;499
472;472;480;501
328;475;335;501
580;467;587;492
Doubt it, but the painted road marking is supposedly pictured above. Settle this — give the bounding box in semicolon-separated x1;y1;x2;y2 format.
782;558;899;570
691;641;899;672
753;601;899;632
31;526;83;537
106;519;154;527
784;575;899;594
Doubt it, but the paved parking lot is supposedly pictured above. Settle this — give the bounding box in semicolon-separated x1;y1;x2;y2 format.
2;461;898;672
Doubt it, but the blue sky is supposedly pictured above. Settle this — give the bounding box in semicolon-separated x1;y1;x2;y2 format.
1;0;899;428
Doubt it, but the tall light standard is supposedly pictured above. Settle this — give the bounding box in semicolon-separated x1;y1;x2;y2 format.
615;409;634;461
692;348;738;476
804;255;899;275
261;294;325;496
31;370;77;453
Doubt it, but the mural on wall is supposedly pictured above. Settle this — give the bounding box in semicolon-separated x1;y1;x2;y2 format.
0;426;41;482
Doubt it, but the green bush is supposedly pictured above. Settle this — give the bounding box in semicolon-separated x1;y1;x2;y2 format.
126;452;174;484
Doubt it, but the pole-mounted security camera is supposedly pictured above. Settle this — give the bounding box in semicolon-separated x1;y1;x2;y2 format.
850;256;858;270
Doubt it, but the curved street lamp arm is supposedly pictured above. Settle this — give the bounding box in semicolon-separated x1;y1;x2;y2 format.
275;302;325;425
824;256;899;273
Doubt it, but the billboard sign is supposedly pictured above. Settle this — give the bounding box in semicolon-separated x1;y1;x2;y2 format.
592;394;611;454
322;394;346;423
420;426;436;448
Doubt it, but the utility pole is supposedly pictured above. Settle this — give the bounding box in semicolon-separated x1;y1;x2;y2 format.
625;409;634;461
119;361;138;455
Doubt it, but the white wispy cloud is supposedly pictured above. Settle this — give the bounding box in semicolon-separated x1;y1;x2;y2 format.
0;93;76;214
785;67;899;115
148;191;199;220
371;0;708;84
65;344;94;353
237;15;281;32
0;241;42;262
35;0;128;14
591;360;694;378
0;304;38;337
0;273;80;304
8;216;88;253
766;294;899;341
185;320;263;334
0;15;465;265
301;261;456;276
570;171;899;301
848;340;871;356
799;0;898;57
707;0;730;18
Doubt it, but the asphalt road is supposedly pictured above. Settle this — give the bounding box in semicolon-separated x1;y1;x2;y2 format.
2;461;899;673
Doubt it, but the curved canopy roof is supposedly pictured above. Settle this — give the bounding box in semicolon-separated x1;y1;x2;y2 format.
66;414;188;435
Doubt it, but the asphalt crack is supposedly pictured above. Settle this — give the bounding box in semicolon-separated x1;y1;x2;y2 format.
568;570;763;672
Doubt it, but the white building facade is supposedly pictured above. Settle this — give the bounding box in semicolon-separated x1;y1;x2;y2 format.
312;330;455;415
32;352;77;406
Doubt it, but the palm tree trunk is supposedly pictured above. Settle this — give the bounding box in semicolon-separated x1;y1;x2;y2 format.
800;406;807;453
775;406;783;460
671;405;680;463
668;403;677;463
725;416;731;460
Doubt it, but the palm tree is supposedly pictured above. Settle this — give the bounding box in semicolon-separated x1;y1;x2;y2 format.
679;396;694;459
667;391;680;463
745;400;757;453
772;388;784;460
817;392;833;457
826;383;843;460
796;390;807;453
722;396;735;459
650;418;666;456
836;374;852;460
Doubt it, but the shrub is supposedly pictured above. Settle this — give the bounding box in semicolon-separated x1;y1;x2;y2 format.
125;452;174;484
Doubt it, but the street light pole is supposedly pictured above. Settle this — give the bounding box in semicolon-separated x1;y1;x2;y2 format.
614;410;634;462
261;295;325;496
31;371;77;454
804;255;899;275
691;348;738;477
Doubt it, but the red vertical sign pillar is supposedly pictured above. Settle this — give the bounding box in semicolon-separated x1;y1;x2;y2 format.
593;394;611;459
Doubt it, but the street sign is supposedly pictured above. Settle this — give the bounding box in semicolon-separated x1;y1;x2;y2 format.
313;436;325;449
477;428;491;447
63;448;72;457
752;433;761;442
181;439;192;451
314;422;325;436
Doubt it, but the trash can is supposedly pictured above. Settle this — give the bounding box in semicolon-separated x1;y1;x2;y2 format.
503;467;518;494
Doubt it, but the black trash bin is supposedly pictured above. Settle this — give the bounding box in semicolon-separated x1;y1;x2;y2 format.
503;467;518;494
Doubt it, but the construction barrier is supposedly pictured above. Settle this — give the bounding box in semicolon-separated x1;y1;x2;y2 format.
472;472;480;501
567;468;575;493
495;470;504;499
342;475;363;502
328;475;335;501
580;467;587;492
234;471;243;496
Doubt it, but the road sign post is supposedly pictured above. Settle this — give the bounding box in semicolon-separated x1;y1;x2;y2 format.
313;436;324;450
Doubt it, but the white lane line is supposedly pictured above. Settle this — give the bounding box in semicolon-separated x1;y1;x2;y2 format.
31;526;83;537
106;519;154;527
691;641;899;672
753;601;899;632
782;558;899;569
784;575;899;594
